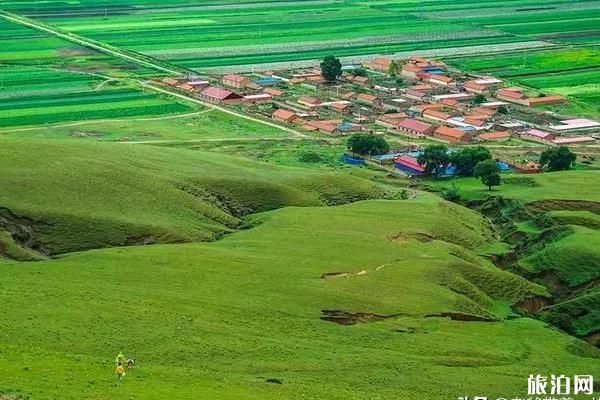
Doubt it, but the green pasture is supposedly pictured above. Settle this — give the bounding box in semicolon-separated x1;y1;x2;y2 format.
0;139;390;255
3;193;597;400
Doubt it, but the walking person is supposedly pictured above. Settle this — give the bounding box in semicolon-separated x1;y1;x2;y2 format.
115;362;126;383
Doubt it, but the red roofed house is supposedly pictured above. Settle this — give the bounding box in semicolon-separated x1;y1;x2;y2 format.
222;74;250;89
297;96;322;108
472;107;496;118
199;86;243;104
356;93;379;106
375;113;405;128
463;116;488;127
422;109;452;123
263;87;284;97
527;96;566;106
401;63;422;78
162;77;179;86
394;119;435;137
364;57;393;72
351;75;370;87
496;88;528;105
464;80;488;94
404;89;428;101
520;128;555;143
478;131;512;142
305;120;339;134
434;126;471;143
429;75;456;88
552;136;595;145
394;154;426;175
330;102;351;113
272;109;299;123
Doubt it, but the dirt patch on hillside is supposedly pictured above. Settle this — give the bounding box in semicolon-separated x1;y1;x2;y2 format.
527;200;600;214
425;312;498;322
320;310;398;325
321;271;366;279
513;296;552;315
412;232;437;242
0;208;49;257
386;233;407;244
69;131;105;139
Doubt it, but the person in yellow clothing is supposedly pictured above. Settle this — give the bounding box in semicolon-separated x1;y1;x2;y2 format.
115;362;126;383
115;352;126;366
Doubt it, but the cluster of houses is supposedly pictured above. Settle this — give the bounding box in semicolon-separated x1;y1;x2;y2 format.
157;55;599;146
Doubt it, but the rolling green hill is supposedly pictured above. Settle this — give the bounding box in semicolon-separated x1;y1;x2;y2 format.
0;139;390;256
2;197;596;400
428;171;600;344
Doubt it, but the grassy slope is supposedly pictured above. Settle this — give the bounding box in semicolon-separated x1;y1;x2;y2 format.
2;198;596;400
428;171;600;203
0;109;287;141
428;171;600;340
0;139;388;255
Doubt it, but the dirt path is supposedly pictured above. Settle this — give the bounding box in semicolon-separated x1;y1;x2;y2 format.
141;81;310;138
119;136;306;144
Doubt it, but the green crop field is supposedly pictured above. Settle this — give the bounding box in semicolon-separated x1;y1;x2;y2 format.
7;0;600;70
447;47;600;118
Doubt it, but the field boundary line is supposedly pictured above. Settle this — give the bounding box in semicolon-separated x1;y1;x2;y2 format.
0;10;187;75
0;111;212;133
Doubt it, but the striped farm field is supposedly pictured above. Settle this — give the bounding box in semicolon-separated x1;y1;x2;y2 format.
447;47;600;118
1;0;597;71
0;65;194;128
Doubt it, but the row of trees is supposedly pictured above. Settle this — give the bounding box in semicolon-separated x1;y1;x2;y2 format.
417;145;500;190
347;133;576;186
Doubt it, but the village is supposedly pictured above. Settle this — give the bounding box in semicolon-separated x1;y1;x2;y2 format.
157;55;600;176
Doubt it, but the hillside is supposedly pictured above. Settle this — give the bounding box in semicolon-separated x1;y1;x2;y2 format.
429;171;600;344
0;139;390;256
2;198;596;400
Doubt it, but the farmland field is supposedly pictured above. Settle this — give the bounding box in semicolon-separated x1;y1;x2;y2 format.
8;0;600;70
447;47;600;119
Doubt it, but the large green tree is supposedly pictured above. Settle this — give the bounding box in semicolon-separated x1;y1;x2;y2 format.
347;133;389;156
474;159;501;191
320;55;342;82
539;146;576;171
450;146;492;176
417;144;450;179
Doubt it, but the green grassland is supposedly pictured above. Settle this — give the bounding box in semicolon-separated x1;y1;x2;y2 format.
428;170;600;203
427;170;600;343
0;139;391;255
3;193;599;400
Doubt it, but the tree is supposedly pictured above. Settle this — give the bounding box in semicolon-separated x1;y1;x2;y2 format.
417;144;450;179
474;159;501;191
497;105;508;115
347;133;389;156
352;67;367;77
320;55;342;82
388;60;399;77
473;94;486;105
539;146;576;172
450;146;492;176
